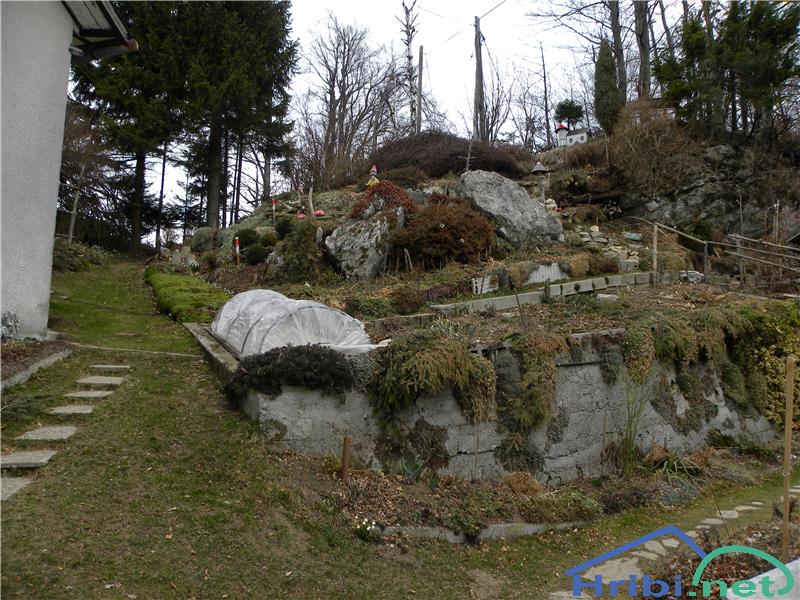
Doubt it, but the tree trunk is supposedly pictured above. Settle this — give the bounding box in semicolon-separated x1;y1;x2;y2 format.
155;143;168;255
262;154;271;205
701;1;724;132
206;117;222;229
473;16;486;141
658;0;675;60
609;0;626;100
131;150;146;251
634;1;651;99
234;139;243;223
221;129;229;228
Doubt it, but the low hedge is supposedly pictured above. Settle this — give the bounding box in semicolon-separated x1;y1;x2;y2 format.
144;266;229;323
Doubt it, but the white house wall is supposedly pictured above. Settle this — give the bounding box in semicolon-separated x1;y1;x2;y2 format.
1;1;73;338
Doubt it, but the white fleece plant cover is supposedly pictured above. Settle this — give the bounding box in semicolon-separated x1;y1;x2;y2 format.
211;289;375;357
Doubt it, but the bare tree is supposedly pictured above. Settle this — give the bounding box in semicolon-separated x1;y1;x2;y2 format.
396;1;419;131
634;0;651;98
291;15;405;189
482;64;513;143
510;70;549;151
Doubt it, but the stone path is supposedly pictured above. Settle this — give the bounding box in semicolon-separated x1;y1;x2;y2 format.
547;487;800;600
1;365;129;501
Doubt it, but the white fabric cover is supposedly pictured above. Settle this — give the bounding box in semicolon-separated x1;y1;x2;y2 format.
211;289;374;357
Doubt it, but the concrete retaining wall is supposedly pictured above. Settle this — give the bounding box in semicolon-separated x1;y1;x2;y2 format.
243;330;774;483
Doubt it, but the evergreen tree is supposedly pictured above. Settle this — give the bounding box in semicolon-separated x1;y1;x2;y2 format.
72;1;186;250
554;99;584;129
594;38;624;134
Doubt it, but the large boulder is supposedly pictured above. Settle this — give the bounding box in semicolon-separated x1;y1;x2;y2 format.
324;208;407;279
455;170;563;247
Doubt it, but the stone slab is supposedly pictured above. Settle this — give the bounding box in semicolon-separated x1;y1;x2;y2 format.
77;376;123;387
64;390;113;399
734;505;759;512
1;450;57;469
17;425;77;441
605;274;622;288
90;365;130;373
596;294;619;302
574;279;594;293
620;273;637;286
48;404;94;415
632;550;660;560
702;517;724;525
591;277;608;290
1;476;33;500
716;509;739;519
547;284;562;298
634;272;652;285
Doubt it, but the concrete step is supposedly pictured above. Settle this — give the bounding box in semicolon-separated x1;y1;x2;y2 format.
64;390;113;399
90;365;130;373
77;376;124;387
1;449;57;469
48;404;94;415
1;476;33;500
16;425;77;441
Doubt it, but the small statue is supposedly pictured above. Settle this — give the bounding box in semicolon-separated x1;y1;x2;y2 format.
367;164;380;187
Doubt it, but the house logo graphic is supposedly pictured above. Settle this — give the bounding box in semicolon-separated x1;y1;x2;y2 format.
565;525;796;598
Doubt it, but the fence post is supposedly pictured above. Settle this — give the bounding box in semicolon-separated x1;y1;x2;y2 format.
735;237;745;284
703;242;710;278
781;355;795;564
341;434;351;485
652;222;658;286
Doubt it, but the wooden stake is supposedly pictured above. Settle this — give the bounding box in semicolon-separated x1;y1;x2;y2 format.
341;435;351;484
781;355;796;564
652;222;658;286
416;45;423;135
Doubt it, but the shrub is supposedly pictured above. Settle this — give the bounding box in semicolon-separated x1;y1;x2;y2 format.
587;253;619;275
495;433;544;473
200;251;218;270
283;220;322;282
190;227;216;252
260;231;278;249
234;228;260;249
563;140;607;169
144;266;230;323
243;244;268;266
504;471;543;496
52;238;113;272
391;196;495;267
390;286;426;315
621;322;656;384
345;296;393;319
275;215;295;240
370;130;524;179
560;253;590;278
548;169;589;198
223;344;354;408
350;180;416;220
571;204;607;224
720;362;747;408
369;331;496;423
651;312;699;367
380;166;429;189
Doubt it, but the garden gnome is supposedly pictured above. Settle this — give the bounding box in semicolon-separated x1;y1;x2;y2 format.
367;164;379;187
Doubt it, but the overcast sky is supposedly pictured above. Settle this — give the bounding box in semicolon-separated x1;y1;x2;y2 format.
152;0;602;229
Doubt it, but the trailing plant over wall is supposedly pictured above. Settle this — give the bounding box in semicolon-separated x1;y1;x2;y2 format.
223;344;354;408
349;180;416;220
368;331;496;425
621;322;656;385
283;219;323;282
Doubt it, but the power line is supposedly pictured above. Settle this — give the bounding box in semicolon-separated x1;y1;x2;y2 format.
439;0;510;45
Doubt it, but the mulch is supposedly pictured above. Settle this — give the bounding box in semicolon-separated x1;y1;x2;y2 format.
1;339;70;380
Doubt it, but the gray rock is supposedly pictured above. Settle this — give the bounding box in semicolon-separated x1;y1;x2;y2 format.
679;270;704;284
455;170;562;247
90;365;130;373
1;449;57;468
596;293;620;302
48;404;94;415
64;390;113;399
324;208;406;279
77;376;123;387
705;144;736;165
17;425;77;441
1;477;33;500
1;311;20;340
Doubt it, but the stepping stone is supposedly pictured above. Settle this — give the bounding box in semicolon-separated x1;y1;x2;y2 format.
687;531;699;538
16;425;77;441
64;390;113;399
48;404;94;415
77;376;123;387
632;551;660;560
644;540;667;555
1;450;57;469
735;505;759;512
696;525;710;530
750;501;764;506
1;476;33;500
661;538;680;549
717;509;739;519
90;365;130;373
702;517;724;525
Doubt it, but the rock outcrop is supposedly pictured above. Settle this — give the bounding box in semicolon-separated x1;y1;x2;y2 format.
325;208;407;279
455;170;563;247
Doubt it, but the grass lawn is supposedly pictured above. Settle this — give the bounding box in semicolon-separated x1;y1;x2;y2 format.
2;261;797;599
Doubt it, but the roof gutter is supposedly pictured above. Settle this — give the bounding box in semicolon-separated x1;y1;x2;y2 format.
70;37;138;64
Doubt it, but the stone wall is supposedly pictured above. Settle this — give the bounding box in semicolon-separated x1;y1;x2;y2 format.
242;330;774;483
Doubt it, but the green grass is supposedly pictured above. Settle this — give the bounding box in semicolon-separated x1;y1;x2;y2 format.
144;266;230;323
2;260;798;599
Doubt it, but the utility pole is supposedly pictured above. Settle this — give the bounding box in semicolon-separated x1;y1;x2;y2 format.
155;143;168;255
541;43;552;147
416;45;423;134
473;16;485;141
